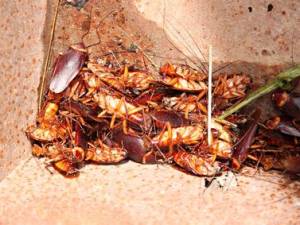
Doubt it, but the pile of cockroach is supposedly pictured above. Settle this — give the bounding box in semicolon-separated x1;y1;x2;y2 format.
26;41;300;177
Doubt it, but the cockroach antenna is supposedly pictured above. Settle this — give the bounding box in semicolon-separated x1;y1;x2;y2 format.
83;9;118;49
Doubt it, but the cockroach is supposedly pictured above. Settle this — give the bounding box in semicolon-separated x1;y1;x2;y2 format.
49;10;115;93
49;43;88;94
64;75;88;101
42;144;85;176
152;125;204;147
213;74;251;100
74;123;88;149
232;109;261;170
26;102;67;142
112;129;164;163
85;67;124;91
121;70;154;92
173;150;220;176
85;140;127;164
150;110;190;128
26;124;66;142
161;76;207;92
272;90;300;120
159;63;207;92
266;116;300;137
60;100;104;123
93;91;145;128
162;91;207;118
160;63;206;81
88;63;154;92
133;87;175;105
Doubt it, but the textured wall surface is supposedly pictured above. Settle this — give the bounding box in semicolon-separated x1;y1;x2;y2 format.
135;0;300;65
0;0;47;180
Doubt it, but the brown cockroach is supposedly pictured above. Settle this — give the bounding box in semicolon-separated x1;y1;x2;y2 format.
88;63;154;92
60;99;103;123
232;109;261;170
133;86;175;105
26;102;67;142
150;109;189;128
209;120;233;159
213;74;251;100
85;140;127;164
49;10;115;93
49;42;88;94
173;150;220;176
34;144;85;176
93;91;145;128
161;76;207;92
151;124;204;147
272;90;300;120
160;63;206;81
266;116;300;137
112;129;166;163
159;63;207;92
162;91;207;118
84;66;124;91
121;69;154;92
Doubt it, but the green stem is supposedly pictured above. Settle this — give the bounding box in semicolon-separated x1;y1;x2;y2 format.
218;65;300;120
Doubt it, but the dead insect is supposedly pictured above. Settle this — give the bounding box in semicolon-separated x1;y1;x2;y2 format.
214;74;251;100
160;63;206;81
150;110;189;128
26;102;67;142
210;120;233;159
85;140;127;164
232;109;261;170
93;90;145;129
49;10;115;93
112;129;164;164
49;43;88;93
42;144;85;176
272;90;300;120
133;87;174;105
162;91;207;118
152;124;204;147
88;64;154;92
266;116;300;137
173;150;220;176
159;63;207;92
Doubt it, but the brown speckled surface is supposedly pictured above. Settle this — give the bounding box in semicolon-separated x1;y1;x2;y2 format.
0;0;47;180
0;0;300;224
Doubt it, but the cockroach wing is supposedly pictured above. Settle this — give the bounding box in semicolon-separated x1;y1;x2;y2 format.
49;43;87;93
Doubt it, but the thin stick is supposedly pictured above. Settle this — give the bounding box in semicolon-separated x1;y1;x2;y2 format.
207;46;213;146
218;65;300;120
38;0;60;112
